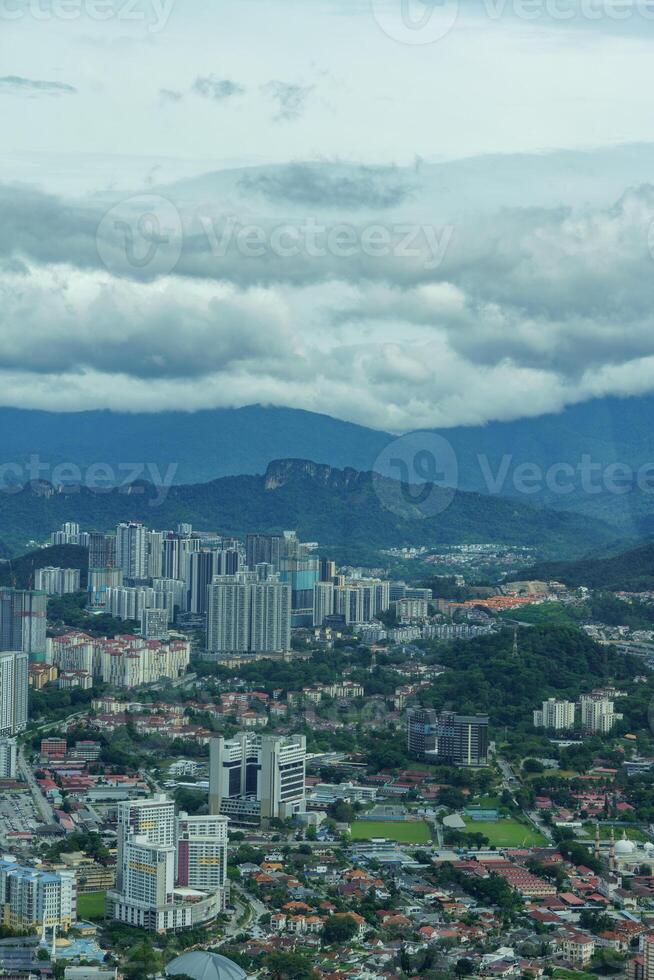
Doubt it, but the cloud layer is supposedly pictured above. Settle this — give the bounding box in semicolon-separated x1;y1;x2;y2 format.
2;162;654;430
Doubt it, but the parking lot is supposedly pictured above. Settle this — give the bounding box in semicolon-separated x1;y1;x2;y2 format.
0;791;40;841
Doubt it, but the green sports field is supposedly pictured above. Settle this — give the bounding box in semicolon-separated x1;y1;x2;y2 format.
350;820;431;843
462;818;546;847
76;891;106;920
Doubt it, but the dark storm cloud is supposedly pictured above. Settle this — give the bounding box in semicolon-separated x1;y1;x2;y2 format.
192;76;245;102
0;75;77;96
261;81;313;121
239;163;416;210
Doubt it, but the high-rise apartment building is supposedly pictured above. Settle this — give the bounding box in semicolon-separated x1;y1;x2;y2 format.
313;582;335;627
163;534;200;583
108;795;225;933
209;733;306;825
105;586;166;622
206;573;291;655
176;812;228;894
407;707;489;766
0;738;17;779
533;698;576;730
51;523;89;548
580;694;622;734
246;534;283;572
0;860;76;931
115;523;148;581
0;652;28;737
152;578;186;617
141;607;169;640
319;558;337;582
88;567;124;607
35;567;81;596
0;589;47;662
87;531;116;571
187;551;218;615
146;530;164;580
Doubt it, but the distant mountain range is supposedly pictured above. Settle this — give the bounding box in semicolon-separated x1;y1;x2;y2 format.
2;396;654;535
0;458;619;560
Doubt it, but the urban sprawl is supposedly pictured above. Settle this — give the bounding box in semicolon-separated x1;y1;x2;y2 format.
0;521;654;979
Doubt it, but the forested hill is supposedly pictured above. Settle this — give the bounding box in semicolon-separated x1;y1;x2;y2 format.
522;542;654;591
0;545;89;589
0;459;619;559
421;625;637;728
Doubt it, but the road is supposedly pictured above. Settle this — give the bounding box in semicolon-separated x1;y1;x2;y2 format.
18;746;55;824
216;883;268;945
527;809;554;842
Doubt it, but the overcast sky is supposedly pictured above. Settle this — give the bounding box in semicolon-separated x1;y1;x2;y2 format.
2;0;654;430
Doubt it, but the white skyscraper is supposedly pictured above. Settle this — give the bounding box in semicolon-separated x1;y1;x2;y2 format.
109;795;224;932
313;582;334;627
176;812;228;901
115;523;148;581
207;573;291;655
0;652;28;737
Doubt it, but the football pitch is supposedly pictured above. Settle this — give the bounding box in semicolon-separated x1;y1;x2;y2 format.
462;818;546;847
350;820;431;843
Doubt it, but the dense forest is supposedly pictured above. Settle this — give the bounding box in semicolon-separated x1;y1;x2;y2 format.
0;544;88;588
418;625;641;728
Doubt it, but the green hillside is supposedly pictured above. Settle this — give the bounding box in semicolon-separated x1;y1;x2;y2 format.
0;459;620;560
523;542;654;591
0;545;89;588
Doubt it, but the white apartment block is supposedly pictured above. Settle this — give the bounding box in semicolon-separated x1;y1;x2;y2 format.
115;523;148;581
579;694;622;734
176;812;228;904
207;573;291;655
48;632;190;689
312;582;334;627
533;698;576;731
35;567;81;596
104;586;170;623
